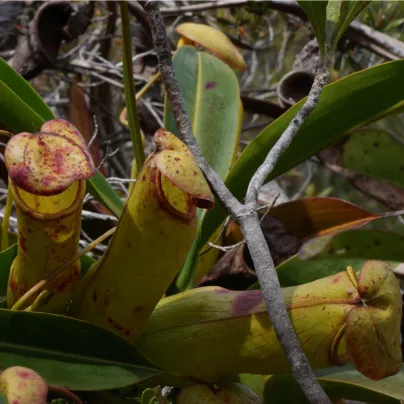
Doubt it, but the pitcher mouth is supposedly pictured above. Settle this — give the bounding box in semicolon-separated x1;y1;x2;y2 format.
10;179;86;221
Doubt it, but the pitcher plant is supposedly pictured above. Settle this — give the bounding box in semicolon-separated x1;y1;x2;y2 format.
4;119;96;312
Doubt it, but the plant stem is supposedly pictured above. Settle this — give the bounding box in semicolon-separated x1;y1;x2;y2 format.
119;1;145;169
246;59;329;206
137;71;161;101
1;183;12;251
144;1;331;402
119;72;162;126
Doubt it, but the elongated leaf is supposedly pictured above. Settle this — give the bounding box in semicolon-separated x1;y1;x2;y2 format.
165;45;242;181
80;254;95;278
165;45;242;290
270;197;379;239
298;1;328;54
200;60;404;252
325;1;341;47
262;364;404;403
0;81;44;133
0;309;161;390
275;257;366;288
252;254;400;290
299;229;404;261
332;2;370;48
0;57;53;121
86;172;125;217
342;128;404;188
249;256;366;290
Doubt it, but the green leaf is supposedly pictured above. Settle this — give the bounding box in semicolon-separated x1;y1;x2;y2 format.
86;171;125;217
316;364;404;403
165;45;242;291
0;73;124;217
299;230;404;261
332;2;370;49
325;1;370;52
275;257;366;287
262;364;404;403
325;1;341;47
120;2;145;170
342;128;404;188
141;389;158;404
0;309;161;390
298;1;328;55
0;57;54;121
0;81;45;133
200;60;404;253
80;254;96;278
248;256;366;290
165;45;242;181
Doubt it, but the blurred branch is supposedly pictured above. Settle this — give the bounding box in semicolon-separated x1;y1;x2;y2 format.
128;1;151;34
348;20;404;59
266;0;404;60
159;0;248;15
143;1;331;403
161;0;404;61
241;95;287;119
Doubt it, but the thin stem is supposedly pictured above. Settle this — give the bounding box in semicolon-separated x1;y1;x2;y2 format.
119;72;162;126
144;2;331;403
241;214;330;404
243;59;329;403
246;59;329;206
1;183;12;251
136;71;161;101
119;1;145;169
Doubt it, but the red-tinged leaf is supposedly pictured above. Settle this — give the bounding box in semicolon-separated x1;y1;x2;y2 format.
270;197;380;239
69;78;104;173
